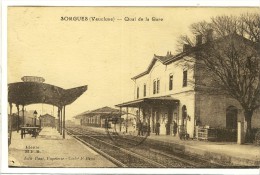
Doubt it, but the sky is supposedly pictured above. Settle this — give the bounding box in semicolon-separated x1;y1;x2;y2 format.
7;7;258;120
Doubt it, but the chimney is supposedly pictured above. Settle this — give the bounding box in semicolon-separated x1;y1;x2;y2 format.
183;44;192;52
196;35;202;46
206;29;213;42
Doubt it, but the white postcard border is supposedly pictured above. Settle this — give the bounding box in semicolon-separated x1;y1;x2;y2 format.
1;0;260;174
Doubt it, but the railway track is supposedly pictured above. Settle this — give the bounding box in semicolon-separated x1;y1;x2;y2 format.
66;126;225;168
67;127;166;167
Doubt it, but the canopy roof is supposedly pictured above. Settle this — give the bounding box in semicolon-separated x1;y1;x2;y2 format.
116;96;179;108
8;81;87;107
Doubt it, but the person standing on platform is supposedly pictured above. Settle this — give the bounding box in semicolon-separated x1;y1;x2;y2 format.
155;121;160;135
173;120;177;136
142;120;148;136
137;120;142;136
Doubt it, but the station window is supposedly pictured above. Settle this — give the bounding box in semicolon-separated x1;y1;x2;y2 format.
153;80;156;94
169;74;173;90
137;87;139;99
144;84;146;97
183;70;188;87
157;79;160;93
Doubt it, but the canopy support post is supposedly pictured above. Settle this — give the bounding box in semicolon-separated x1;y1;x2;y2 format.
149;106;154;132
126;107;128;133
119;107;122;132
9;103;13;145
16;104;20;133
60;107;63;135
63;105;66;139
57;108;60;133
138;106;141;122
22;105;25;126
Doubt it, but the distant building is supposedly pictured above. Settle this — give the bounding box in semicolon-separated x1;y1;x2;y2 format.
55;119;59;128
66;120;75;125
74;106;122;128
73;110;89;125
14;110;40;127
39;114;55;127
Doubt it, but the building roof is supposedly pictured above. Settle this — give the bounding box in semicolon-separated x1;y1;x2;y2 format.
74;106;122;118
90;106;120;114
131;51;191;80
73;110;90;119
131;33;259;80
154;51;174;62
40;113;55;119
116;96;179;108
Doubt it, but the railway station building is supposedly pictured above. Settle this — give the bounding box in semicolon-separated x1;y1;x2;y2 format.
116;33;260;139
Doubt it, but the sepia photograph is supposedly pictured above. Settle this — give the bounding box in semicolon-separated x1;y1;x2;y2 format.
2;5;260;173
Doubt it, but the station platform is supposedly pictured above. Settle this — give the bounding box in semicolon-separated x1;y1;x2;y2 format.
147;134;260;167
8;127;116;167
84;125;260;167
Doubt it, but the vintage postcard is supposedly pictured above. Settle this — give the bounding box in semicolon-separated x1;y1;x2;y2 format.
1;3;260;175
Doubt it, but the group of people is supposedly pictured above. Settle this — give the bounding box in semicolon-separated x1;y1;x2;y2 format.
137;120;150;136
154;121;178;136
137;120;178;136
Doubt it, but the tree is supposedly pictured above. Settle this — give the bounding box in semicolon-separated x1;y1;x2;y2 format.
177;13;260;47
178;13;260;142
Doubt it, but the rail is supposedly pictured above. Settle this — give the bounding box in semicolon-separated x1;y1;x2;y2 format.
67;127;166;167
66;126;226;168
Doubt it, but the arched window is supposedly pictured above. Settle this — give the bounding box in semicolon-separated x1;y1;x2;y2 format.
183;70;188;87
153;80;156;94
169;74;173;90
181;105;188;132
137;87;139;99
182;105;187;120
143;84;146;97
226;106;238;129
157;79;160;93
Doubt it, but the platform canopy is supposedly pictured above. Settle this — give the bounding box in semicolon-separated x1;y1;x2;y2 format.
8;76;88;108
116;96;179;108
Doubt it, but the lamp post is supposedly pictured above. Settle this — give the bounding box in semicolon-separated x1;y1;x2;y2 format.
33;110;37;127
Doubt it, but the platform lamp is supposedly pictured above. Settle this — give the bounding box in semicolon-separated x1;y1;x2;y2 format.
33;110;38;127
